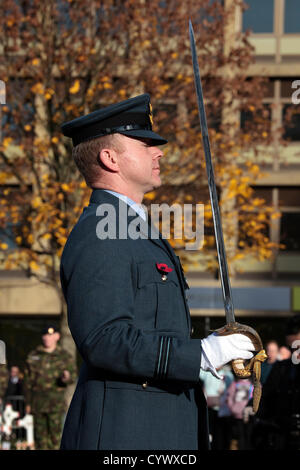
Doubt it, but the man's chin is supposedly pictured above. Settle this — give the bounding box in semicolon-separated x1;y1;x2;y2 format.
151;177;162;189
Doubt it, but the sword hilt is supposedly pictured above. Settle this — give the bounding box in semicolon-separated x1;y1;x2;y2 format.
214;321;267;413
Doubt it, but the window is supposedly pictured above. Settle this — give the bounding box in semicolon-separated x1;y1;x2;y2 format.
241;0;300;63
280;212;300;250
0;222;18;250
0;185;32;252
240;103;272;132
247;186;300;254
282;104;300;141
281;79;300;142
241;78;300;143
278;186;300;251
284;0;300;33
243;0;274;33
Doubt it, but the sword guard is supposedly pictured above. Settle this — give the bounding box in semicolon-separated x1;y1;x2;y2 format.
214;321;267;413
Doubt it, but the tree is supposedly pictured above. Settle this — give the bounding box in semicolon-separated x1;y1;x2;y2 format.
0;0;278;354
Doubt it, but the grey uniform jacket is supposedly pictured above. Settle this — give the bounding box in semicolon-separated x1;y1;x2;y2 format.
60;189;209;450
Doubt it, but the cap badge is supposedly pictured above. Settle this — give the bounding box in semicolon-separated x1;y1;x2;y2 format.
149;103;154;126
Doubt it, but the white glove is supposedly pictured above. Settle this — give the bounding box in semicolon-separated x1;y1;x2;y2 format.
201;332;255;379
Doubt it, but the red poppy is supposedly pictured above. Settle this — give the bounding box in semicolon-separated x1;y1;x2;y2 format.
156;262;173;273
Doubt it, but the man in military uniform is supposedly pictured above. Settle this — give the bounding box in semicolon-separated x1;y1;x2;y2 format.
59;94;255;450
24;325;77;450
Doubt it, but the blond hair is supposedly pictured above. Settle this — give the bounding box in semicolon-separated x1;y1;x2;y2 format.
72;134;124;187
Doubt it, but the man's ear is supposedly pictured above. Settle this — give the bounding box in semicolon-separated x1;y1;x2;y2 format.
55;332;61;342
98;148;119;172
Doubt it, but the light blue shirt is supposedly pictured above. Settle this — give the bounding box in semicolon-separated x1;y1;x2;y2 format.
103;190;147;221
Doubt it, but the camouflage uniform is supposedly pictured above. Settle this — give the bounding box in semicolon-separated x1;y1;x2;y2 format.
24;344;77;450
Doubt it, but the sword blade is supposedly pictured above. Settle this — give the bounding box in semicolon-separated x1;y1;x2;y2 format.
189;20;235;324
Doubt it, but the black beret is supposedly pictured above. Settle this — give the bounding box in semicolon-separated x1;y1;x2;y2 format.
61;93;167;147
41;325;60;335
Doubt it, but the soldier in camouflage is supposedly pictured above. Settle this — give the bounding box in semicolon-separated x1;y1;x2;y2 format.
24;325;77;450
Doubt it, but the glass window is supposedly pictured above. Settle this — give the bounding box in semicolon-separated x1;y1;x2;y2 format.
240;103;271;131
280;212;300;251
284;0;300;33
281;79;297;98
279;187;300;207
0;223;18;250
243;0;274;33
282;104;300;141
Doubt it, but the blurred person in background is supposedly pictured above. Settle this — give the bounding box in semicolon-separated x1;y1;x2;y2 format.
4;365;25;417
260;340;279;385
226;376;253;450
4;365;25;441
278;345;291;361
200;366;229;449
254;314;300;449
5;365;24;398
24;325;77;450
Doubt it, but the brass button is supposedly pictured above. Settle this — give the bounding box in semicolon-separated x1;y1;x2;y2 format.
161;274;167;281
142;381;148;389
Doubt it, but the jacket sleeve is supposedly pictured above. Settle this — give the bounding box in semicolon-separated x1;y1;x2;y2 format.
61;235;201;384
23;357;34;408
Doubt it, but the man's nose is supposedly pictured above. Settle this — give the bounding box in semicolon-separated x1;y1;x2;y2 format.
152;146;163;159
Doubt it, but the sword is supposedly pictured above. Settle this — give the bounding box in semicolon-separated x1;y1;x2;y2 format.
189;20;235;325
189;20;266;411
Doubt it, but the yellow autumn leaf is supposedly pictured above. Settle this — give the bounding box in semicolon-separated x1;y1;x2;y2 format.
103;82;112;89
69;80;80;94
144;191;156;200
0;243;8;250
57;236;67;246
87;88;94;97
51;136;59;144
2;137;12;148
24;124;31;131
29;260;39;271
32;196;42;208
31;58;40;66
250;164;260;174
42;233;52;240
61;183;70;192
31;83;44;94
